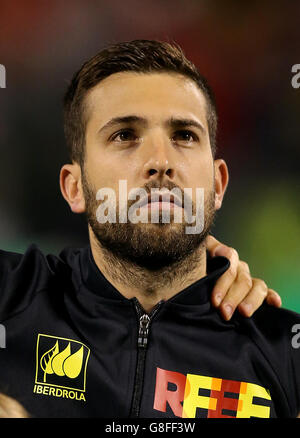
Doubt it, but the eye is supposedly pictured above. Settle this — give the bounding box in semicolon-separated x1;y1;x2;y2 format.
111;129;138;142
172;130;198;144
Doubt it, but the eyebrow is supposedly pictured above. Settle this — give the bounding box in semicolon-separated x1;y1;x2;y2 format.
97;115;206;135
168;117;205;133
98;115;146;134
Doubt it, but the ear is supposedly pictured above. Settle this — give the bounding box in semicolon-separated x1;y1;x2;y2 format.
59;163;86;213
214;159;229;210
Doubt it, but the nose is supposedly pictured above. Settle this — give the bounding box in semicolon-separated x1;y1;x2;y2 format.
141;133;175;181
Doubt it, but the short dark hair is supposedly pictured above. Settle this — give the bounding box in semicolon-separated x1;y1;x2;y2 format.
63;39;218;165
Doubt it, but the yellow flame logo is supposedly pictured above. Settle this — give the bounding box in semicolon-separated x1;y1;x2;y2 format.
40;341;84;383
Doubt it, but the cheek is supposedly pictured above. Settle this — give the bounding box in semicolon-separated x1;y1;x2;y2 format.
184;155;214;190
184;162;214;206
85;152;139;195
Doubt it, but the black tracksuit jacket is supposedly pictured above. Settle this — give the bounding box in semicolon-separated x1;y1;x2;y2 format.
0;244;299;418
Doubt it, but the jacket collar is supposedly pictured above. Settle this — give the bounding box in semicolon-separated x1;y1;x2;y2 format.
79;245;230;307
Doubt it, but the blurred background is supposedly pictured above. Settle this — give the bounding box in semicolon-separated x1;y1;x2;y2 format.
0;0;299;310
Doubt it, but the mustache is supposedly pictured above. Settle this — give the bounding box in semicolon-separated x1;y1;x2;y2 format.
127;181;191;209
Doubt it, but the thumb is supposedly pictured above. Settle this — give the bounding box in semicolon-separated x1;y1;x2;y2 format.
206;235;230;258
213;245;231;258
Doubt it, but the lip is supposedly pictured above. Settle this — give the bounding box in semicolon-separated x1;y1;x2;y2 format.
137;192;183;209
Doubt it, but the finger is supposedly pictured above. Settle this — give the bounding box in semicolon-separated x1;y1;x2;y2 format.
205;235;224;256
217;268;253;320
211;247;239;307
265;289;282;307
206;235;238;260
238;260;250;274
237;278;269;317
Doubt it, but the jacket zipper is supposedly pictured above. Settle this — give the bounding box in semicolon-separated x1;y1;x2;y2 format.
130;298;163;417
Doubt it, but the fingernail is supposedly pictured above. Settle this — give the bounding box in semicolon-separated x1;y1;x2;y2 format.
215;294;222;306
213;246;224;257
275;294;282;306
223;304;233;319
242;303;253;316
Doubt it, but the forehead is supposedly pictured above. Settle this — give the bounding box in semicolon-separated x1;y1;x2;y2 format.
84;71;208;128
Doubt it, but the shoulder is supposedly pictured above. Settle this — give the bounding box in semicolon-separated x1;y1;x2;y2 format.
245;304;300;416
0;244;83;321
234;303;300;378
252;303;300;334
236;303;300;343
0;243;59;281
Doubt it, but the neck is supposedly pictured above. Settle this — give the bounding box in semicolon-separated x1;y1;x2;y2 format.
89;230;207;313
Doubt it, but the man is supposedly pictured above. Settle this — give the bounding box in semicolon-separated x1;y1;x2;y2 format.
0;40;297;418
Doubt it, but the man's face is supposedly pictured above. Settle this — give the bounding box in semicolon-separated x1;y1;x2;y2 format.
80;72;219;269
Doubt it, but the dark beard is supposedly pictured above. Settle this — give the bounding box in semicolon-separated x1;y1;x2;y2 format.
82;171;216;271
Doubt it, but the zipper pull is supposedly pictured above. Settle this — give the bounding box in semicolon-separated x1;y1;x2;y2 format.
138;314;150;348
